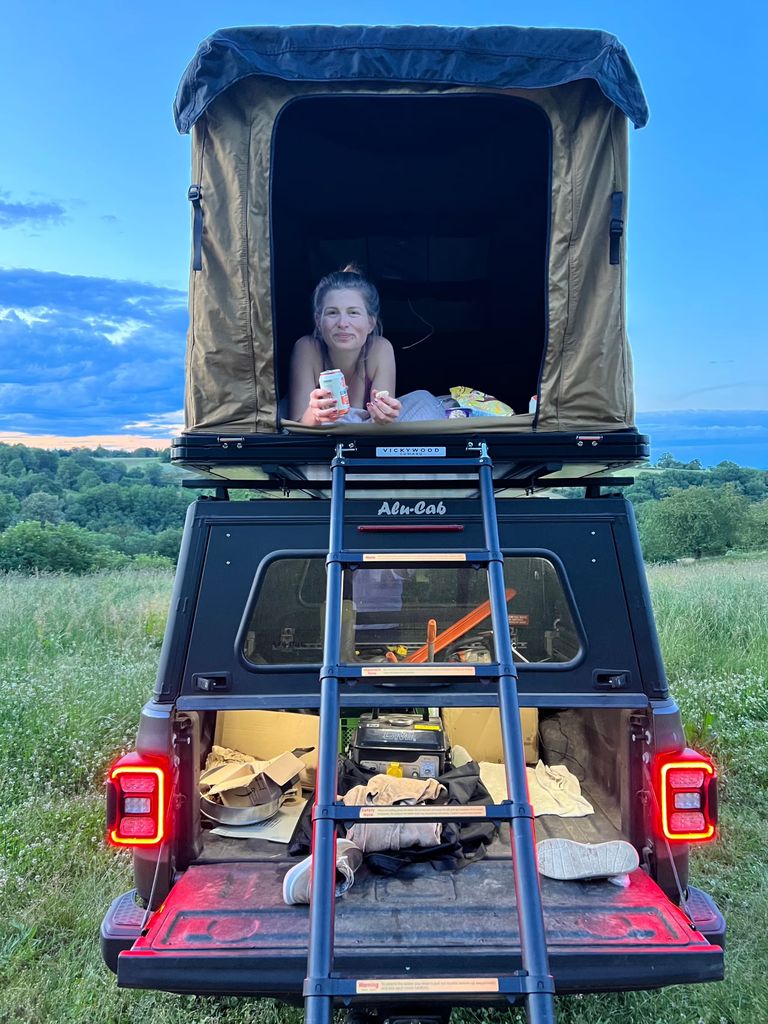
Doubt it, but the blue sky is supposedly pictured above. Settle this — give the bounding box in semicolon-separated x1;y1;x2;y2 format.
1;0;766;465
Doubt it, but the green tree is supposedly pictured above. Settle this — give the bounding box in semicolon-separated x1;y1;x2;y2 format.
154;527;183;561
76;469;103;490
14;471;64;498
0;522;103;573
638;485;749;561
18;491;64;525
56;450;98;489
740;499;768;551
0;492;20;531
65;483;189;533
656;452;686;469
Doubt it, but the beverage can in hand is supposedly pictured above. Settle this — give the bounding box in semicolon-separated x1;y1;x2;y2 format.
318;369;350;412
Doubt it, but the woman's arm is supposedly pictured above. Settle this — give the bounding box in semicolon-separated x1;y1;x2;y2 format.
365;337;401;423
289;335;346;425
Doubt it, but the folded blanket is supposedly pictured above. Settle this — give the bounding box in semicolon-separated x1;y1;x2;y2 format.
478;760;594;818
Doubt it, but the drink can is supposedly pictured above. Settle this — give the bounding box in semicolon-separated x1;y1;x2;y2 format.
448;408;472;419
318;369;350;412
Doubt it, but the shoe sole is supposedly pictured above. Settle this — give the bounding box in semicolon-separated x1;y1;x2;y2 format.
282;857;311;905
537;838;639;880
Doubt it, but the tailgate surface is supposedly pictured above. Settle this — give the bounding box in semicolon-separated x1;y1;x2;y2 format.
119;857;723;996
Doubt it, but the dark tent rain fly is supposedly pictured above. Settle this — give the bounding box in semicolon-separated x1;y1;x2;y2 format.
174;25;648;440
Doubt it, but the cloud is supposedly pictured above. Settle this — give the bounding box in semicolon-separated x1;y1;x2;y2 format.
636;409;768;468
0;193;67;229
123;410;185;435
0;268;186;435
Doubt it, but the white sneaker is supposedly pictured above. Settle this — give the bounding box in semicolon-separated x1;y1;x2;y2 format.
536;838;639;881
282;838;364;905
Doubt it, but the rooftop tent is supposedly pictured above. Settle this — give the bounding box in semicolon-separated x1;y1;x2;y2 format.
175;25;648;437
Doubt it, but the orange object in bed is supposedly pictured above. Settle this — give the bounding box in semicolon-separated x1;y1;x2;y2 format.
405;589;517;663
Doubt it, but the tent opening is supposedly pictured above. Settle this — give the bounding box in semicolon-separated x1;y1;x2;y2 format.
271;94;551;420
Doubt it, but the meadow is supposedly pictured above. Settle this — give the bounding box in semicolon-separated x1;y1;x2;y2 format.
0;559;766;1024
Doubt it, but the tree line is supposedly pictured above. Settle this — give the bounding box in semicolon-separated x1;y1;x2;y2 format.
624;455;767;561
0;444;188;572
0;444;766;572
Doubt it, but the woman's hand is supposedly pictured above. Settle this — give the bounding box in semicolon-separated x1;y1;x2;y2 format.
366;390;401;424
307;387;347;425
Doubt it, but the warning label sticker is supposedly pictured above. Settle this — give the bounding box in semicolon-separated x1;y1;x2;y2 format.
363;553;467;562
356;978;500;995
361;665;475;677
358;806;487;819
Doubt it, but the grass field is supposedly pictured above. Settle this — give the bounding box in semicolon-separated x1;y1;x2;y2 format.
0;560;766;1024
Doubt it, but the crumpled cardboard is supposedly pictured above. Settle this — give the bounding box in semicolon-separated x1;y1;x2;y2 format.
199;750;305;808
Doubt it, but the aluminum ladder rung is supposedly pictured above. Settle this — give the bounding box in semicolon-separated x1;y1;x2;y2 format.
312;802;532;823
331;549;495;566
304;974;556;998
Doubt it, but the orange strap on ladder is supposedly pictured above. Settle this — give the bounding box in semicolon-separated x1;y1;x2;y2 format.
405;588;517;663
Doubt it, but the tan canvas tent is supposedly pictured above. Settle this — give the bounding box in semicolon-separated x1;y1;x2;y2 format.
174;25;648;443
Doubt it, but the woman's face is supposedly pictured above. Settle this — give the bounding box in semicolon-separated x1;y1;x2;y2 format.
317;288;375;356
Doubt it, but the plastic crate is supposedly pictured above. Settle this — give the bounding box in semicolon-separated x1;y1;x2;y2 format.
339;716;359;753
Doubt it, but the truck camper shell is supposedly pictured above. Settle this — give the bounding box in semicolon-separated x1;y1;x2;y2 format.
172;25;649;481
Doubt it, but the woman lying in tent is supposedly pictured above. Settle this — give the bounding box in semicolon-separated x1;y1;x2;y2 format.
288;265;445;427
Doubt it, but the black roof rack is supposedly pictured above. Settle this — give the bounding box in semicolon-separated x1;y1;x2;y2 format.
172;429;648;494
177;434;642;500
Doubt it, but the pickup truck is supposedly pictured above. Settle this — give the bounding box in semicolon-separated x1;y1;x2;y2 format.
101;453;725;1014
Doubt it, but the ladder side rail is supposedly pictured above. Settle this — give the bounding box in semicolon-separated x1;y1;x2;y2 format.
305;449;347;1024
479;453;556;1024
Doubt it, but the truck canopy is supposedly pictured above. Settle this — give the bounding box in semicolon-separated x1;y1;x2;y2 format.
175;25;648;438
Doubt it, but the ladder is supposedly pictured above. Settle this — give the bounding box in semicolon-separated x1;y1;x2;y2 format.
304;442;556;1024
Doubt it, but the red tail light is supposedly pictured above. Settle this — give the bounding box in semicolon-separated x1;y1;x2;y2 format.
106;752;171;847
656;748;717;842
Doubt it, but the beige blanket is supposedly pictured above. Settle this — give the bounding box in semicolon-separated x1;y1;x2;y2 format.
343;774;445;852
479;760;594;817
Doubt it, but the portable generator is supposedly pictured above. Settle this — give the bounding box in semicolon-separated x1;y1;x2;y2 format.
350;710;448;779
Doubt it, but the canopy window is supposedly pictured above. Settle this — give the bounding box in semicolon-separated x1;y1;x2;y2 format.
272;94;550;416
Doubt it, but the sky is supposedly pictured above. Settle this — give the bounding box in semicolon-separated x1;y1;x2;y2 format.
0;0;766;466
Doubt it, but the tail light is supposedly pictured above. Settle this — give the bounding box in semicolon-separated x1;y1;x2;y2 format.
656;748;717;842
106;752;171;847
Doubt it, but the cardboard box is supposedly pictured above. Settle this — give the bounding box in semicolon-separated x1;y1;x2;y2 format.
214;711;319;787
441;707;539;764
214;708;539;784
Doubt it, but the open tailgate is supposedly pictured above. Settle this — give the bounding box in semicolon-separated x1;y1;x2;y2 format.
115;858;723;998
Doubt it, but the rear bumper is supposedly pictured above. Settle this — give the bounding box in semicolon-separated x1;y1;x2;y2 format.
102;860;725;1001
114;945;723;1001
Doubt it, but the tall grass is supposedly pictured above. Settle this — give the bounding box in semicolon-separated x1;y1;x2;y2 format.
0;560;765;1023
648;558;768;681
